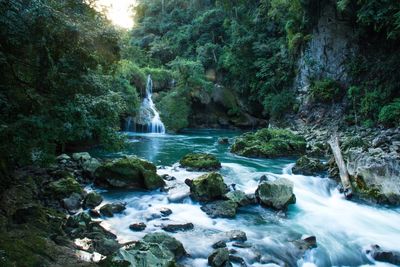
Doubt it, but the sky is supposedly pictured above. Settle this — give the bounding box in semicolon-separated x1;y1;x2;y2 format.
95;0;137;28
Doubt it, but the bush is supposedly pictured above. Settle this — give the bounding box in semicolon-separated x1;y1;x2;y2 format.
157;90;190;132
310;79;343;103
379;99;400;126
263;90;297;119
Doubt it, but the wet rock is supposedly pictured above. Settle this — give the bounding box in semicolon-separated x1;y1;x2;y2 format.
292;156;326;175
93;238;121;256
187;172;228;202
179;153;221;171
218;137;230;145
99;202;126;217
62;193;82;213
159;207;172;216
232;242;252;248
255;178;296;210
225;230;247;242
293;235;317;252
208;248;231;267
162;222;194;232
89;209;101;218
366;244;400;265
129;222;146;231
225;190;252;207
212;240;227;249
46;176;83;199
110;233;186;266
94;156;165;190
83;191;103;209
161;174;176;181
229;255;247;266
231;128;306;158
201;200;238;218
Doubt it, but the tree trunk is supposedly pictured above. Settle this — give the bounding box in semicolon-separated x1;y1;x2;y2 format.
328;134;353;198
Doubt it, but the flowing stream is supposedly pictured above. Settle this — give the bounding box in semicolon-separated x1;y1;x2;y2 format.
93;129;400;267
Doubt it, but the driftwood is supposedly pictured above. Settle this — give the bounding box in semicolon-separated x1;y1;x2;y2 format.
328;134;353;198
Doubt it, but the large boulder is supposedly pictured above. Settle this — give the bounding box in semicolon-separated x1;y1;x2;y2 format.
201;200;238;218
292;156;326;176
225;190;253;207
231;128;306;158
186;172;228;202
94;157;165;190
83;192;103;209
208;248;231;267
46;176;83;199
346;147;400;205
110;233;186;267
255;178;296;210
179;153;221;171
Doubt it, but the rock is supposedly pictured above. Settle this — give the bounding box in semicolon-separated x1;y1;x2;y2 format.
201;200;238;218
89;209;101;218
94;157;165;190
179;153;221;171
218;137;229;145
225;190;252;207
82;158;101;174
56;154;71;162
62;193;82;213
255;178;296;210
93;238;121;256
129;222;146;231
72;152;91;162
229;255;246;265
66;212;92;228
225;230;247;242
161;174;176;181
159;207;172;216
292;156;326;175
293;236;317;252
231;128;306;158
111;233;186;266
232;242;252;248
346;147;400;205
212;240;227;249
366;244;400;265
187;172;228;202
46;176;83;199
161;223;194;232
372;135;389;148
208;248;231;267
99;203;126;217
83;192;103;209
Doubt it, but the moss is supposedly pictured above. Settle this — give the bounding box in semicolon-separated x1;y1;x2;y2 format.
47;176;83;199
190;172;228;202
94;157;164;190
179;153;221;171
292;156;326;175
231;128;306;158
310;78;344;103
157;90;190;132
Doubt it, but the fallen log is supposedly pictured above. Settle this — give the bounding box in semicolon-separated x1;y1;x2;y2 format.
328;134;353;198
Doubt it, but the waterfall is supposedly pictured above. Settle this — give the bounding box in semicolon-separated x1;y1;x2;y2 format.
129;75;165;134
144;75;165;133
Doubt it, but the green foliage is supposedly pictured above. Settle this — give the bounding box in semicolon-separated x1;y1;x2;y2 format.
310;79;343;103
379;99;400;126
263;90;296;119
157;90;190;132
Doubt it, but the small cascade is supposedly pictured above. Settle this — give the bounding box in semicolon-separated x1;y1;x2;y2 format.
128;75;166;133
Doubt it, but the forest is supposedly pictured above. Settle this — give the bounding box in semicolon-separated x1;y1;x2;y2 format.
0;0;400;266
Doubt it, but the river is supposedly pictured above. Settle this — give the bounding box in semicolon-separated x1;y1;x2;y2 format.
92;129;400;267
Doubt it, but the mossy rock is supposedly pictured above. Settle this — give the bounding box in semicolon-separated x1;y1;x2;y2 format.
255;178;296;210
231;128;306;158
179;153;221;171
47;176;83;199
292;156;326;176
84;192;103;209
94;157;165;190
187;172;228;202
201;200;238;218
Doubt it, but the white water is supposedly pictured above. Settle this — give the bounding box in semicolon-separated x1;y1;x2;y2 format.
128;75;166;133
95;132;400;267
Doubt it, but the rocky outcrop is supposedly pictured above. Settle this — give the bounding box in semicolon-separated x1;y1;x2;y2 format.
231;128;306;158
185;172;228;202
292;156;326;176
108;233;186;266
94;157;165;190
256;178;296;210
179;153;221;171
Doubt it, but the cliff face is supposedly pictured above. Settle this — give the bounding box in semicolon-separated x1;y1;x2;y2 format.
293;1;357;127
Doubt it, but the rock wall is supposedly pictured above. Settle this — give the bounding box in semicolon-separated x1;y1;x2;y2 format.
294;1;357;103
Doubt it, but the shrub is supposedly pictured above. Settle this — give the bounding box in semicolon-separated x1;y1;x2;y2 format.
378;99;400;126
263;90;297;119
310;79;343;103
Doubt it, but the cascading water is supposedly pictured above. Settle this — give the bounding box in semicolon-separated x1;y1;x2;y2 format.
128;75;166;133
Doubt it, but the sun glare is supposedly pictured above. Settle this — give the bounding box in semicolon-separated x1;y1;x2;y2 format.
95;0;137;29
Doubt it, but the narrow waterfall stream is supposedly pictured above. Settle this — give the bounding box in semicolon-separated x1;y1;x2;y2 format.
93;130;400;267
126;75;166;133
